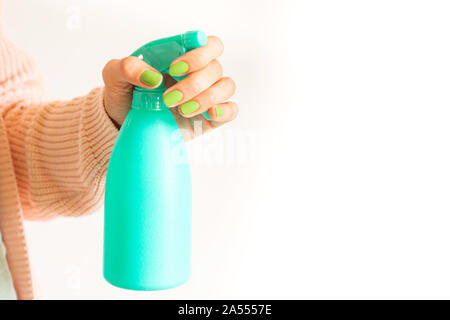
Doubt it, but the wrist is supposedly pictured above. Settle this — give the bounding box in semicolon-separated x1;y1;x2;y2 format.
103;92;122;130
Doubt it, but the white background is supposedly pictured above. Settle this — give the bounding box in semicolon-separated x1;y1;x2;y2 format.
3;0;450;299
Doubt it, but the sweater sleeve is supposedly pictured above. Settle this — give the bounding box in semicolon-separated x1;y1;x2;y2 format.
2;88;119;220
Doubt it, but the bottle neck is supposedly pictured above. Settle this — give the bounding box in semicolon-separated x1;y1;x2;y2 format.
131;88;168;111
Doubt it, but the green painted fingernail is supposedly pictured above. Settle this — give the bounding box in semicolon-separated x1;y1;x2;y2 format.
169;61;189;76
163;90;183;106
216;107;224;117
180;100;200;115
139;69;162;87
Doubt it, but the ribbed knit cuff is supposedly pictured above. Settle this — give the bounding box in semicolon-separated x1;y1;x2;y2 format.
82;87;119;181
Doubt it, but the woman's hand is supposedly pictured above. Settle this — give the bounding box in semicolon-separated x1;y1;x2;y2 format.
102;35;238;140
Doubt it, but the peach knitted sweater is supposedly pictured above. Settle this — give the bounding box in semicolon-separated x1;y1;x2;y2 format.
0;16;118;298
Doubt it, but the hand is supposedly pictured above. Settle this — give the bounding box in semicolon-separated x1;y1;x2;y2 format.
102;35;238;140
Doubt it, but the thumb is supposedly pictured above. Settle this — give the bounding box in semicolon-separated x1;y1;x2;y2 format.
102;56;163;89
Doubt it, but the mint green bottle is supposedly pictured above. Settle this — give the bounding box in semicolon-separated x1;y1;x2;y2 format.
104;31;208;290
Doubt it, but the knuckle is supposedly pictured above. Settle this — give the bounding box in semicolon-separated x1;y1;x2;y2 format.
102;59;117;80
223;77;236;95
209;35;224;54
194;50;209;64
210;59;223;77
231;102;239;119
119;56;135;75
206;89;218;105
189;78;204;94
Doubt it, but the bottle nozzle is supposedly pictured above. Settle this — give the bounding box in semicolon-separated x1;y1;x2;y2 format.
182;31;208;51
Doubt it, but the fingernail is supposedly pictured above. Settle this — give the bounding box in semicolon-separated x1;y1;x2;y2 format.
140;69;162;87
215;107;224;117
163;90;183;106
169;61;189;76
180;100;200;115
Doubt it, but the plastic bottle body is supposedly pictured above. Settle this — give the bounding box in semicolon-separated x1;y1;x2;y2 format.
104;106;192;290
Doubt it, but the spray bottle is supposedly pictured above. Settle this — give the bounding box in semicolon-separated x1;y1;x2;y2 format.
104;31;209;290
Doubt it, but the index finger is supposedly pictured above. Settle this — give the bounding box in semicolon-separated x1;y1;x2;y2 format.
168;36;224;77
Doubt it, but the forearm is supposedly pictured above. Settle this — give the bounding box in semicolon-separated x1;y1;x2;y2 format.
2;87;118;220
